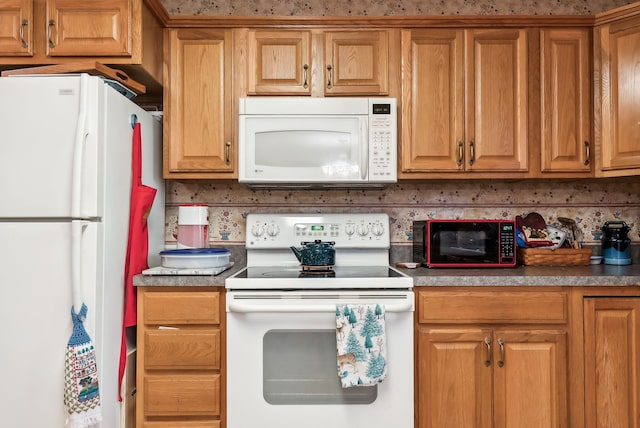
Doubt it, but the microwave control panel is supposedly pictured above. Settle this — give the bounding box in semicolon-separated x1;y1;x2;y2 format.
369;99;397;182
499;222;516;262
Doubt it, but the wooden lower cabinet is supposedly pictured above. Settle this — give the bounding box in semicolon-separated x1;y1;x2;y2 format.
137;287;225;428
583;297;640;428
416;288;569;428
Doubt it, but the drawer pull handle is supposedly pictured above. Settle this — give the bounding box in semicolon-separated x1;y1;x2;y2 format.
20;19;28;48
457;141;464;167
303;64;309;89
497;338;505;367
484;337;491;367
47;20;56;48
469;140;475;166
583;141;590;165
225;141;231;165
326;65;333;89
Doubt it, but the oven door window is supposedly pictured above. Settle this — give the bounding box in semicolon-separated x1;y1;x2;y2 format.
263;329;377;405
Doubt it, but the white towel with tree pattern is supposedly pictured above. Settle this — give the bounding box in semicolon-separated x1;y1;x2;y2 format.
335;303;387;388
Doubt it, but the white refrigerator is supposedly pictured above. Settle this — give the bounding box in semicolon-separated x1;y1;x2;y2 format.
0;74;165;427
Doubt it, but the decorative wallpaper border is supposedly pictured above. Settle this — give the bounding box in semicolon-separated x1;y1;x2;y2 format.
161;0;633;16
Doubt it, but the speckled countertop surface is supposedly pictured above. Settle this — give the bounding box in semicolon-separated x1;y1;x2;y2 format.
134;264;640;287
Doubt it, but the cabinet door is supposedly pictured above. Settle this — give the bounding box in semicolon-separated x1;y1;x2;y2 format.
45;0;131;56
465;29;529;172
400;29;464;172
165;28;234;177
493;329;568;428
600;16;640;172
324;30;388;95
540;28;592;173
584;298;640;428
0;0;32;56
246;30;311;95
417;327;492;428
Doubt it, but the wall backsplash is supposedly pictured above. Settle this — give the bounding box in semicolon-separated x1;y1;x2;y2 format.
160;0;632;15
165;178;640;249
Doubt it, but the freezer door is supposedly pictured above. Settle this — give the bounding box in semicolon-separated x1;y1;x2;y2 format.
0;221;107;427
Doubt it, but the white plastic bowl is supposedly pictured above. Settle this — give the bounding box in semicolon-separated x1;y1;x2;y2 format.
160;248;230;269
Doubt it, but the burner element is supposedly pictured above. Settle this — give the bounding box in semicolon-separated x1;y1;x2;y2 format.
300;264;335;273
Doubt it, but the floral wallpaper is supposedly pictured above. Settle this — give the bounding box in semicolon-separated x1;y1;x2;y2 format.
159;0;640;255
165;178;640;248
161;0;633;16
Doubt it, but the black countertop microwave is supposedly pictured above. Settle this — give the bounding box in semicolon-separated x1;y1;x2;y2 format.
413;219;517;268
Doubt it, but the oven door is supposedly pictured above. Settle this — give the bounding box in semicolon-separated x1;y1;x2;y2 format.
226;290;414;428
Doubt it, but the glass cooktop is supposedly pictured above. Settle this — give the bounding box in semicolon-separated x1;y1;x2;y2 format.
226;265;413;290
234;266;405;279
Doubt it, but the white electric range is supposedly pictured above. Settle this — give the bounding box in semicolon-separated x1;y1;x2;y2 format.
226;213;414;428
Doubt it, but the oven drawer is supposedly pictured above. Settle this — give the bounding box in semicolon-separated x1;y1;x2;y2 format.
144;329;221;370
143;374;221;417
417;289;568;324
143;291;220;325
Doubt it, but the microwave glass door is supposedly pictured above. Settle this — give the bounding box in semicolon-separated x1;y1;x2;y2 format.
241;115;367;181
430;222;500;264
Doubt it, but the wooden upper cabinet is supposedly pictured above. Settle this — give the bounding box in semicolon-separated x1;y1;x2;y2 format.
244;29;390;96
401;29;529;176
465;29;528;172
324;30;388;95
0;0;32;56
247;30;311;95
540;28;592;174
598;14;640;175
164;28;235;178
45;0;131;56
0;0;162;97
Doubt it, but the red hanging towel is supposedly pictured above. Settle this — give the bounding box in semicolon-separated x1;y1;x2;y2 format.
118;122;157;400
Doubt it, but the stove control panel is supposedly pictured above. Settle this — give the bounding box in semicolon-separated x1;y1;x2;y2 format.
246;213;390;249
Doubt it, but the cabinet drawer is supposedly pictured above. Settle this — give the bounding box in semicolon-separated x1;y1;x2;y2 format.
144;329;220;370
418;290;568;324
144;374;221;416
143;292;220;325
143;422;220;428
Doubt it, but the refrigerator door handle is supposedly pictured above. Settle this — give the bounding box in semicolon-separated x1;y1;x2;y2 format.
71;220;89;310
71;74;90;219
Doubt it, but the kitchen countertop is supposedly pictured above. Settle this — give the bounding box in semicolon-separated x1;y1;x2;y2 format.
134;263;640;287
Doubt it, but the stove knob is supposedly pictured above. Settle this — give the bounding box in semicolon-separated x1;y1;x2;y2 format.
267;224;280;237
344;223;355;236
372;223;385;236
356;224;369;237
251;224;264;237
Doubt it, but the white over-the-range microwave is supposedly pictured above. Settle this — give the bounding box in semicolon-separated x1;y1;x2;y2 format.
238;97;397;188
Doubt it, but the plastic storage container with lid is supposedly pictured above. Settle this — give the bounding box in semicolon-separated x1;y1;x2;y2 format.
160;248;230;269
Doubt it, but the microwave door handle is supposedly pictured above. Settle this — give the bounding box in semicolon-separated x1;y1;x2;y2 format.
360;118;368;180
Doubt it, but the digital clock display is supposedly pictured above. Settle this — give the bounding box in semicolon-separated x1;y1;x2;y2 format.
311;225;324;231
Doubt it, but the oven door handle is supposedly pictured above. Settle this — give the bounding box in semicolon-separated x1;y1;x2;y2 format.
227;299;414;313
